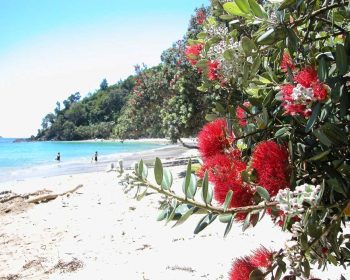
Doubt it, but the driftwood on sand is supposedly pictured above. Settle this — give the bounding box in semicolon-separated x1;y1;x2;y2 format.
26;184;83;203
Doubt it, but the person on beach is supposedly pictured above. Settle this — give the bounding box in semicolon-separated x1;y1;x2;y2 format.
94;151;98;162
55;152;61;162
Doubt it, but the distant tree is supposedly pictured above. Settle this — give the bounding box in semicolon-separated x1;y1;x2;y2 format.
41;113;56;129
100;79;108;90
54;101;61;115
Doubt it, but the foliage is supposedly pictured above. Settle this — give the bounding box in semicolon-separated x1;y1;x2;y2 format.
122;0;350;279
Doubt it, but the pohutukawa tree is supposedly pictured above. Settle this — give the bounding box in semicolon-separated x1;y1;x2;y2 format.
122;0;350;279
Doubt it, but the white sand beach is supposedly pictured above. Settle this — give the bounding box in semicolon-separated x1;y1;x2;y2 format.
0;146;348;280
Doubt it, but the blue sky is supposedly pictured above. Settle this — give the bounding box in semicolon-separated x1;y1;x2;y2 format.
0;0;208;137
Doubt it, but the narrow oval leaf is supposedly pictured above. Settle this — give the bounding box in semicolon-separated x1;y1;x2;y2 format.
248;0;266;18
136;187;148;201
305;103;321;133
256;186;270;201
223;190;233;211
219;213;233;223
307;149;331;162
336;44;348;75
241;36;255;54
242;212;251;231
223;2;247;17
183;159;192;198
157;207;169;221
154;157;163;185
235;0;251;14
194;213;217;234
201;171;209;203
274;127;288;138
249;269;264;280
172;206;197;227
224;214;235;237
161;169;173;190
278;0;296;10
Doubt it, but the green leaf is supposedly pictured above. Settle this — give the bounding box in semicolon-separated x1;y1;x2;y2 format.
235;0;251;14
256;186;270;201
305;103;321;132
138;159;148;179
318;55;328;82
242;212;251;231
340;86;350;118
201;171;212;204
161;169;173;190
321;123;348;146
274;127;289;138
257;28;285;45
219;213;233;223
224;214;235;237
215;103;226;115
223;49;234;61
336;44;348;75
219;14;235;20
223;190;233;211
157;207;169;221
136;187;148;201
241;36;255;55
302;259;310;278
248;0;266;18
223;2;247;17
194;213;217;234
205;113;218;121
313;129;332;147
278;0;296;10
251;56;261;74
307;149;331;161
154;157;163;185
182;159;197;199
196;59;209;69
172;206;197;227
249;269;264;280
166;201;178;223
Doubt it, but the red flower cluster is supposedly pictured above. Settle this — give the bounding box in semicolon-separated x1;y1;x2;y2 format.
195;10;206;25
229;247;274;280
198;121;290;222
235;101;251;127
251;141;289;196
207;60;220;81
280;52;296;72
278;66;328;117
184;43;203;65
198;118;233;160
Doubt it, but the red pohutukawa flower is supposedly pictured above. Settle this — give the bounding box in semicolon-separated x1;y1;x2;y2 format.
184;43;203;65
201;154;254;221
198;118;234;160
280;52;296;72
277;66;328;117
250;246;274;268
236;101;251;127
195;10;206;25
207;60;220;81
229;257;258;280
251;141;289;196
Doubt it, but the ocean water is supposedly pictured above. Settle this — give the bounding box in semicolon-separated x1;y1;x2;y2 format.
0;138;163;182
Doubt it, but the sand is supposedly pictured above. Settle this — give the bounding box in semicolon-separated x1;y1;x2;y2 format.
0;147;348;280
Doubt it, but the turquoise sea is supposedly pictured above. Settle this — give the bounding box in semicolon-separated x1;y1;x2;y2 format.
0;138;164;182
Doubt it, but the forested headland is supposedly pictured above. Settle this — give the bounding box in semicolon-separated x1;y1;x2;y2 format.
36;6;222;142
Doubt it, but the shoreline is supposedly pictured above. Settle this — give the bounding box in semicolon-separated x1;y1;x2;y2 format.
0;143;194;185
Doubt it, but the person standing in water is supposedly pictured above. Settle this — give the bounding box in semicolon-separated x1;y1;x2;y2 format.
56;152;61;162
94;151;98;162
